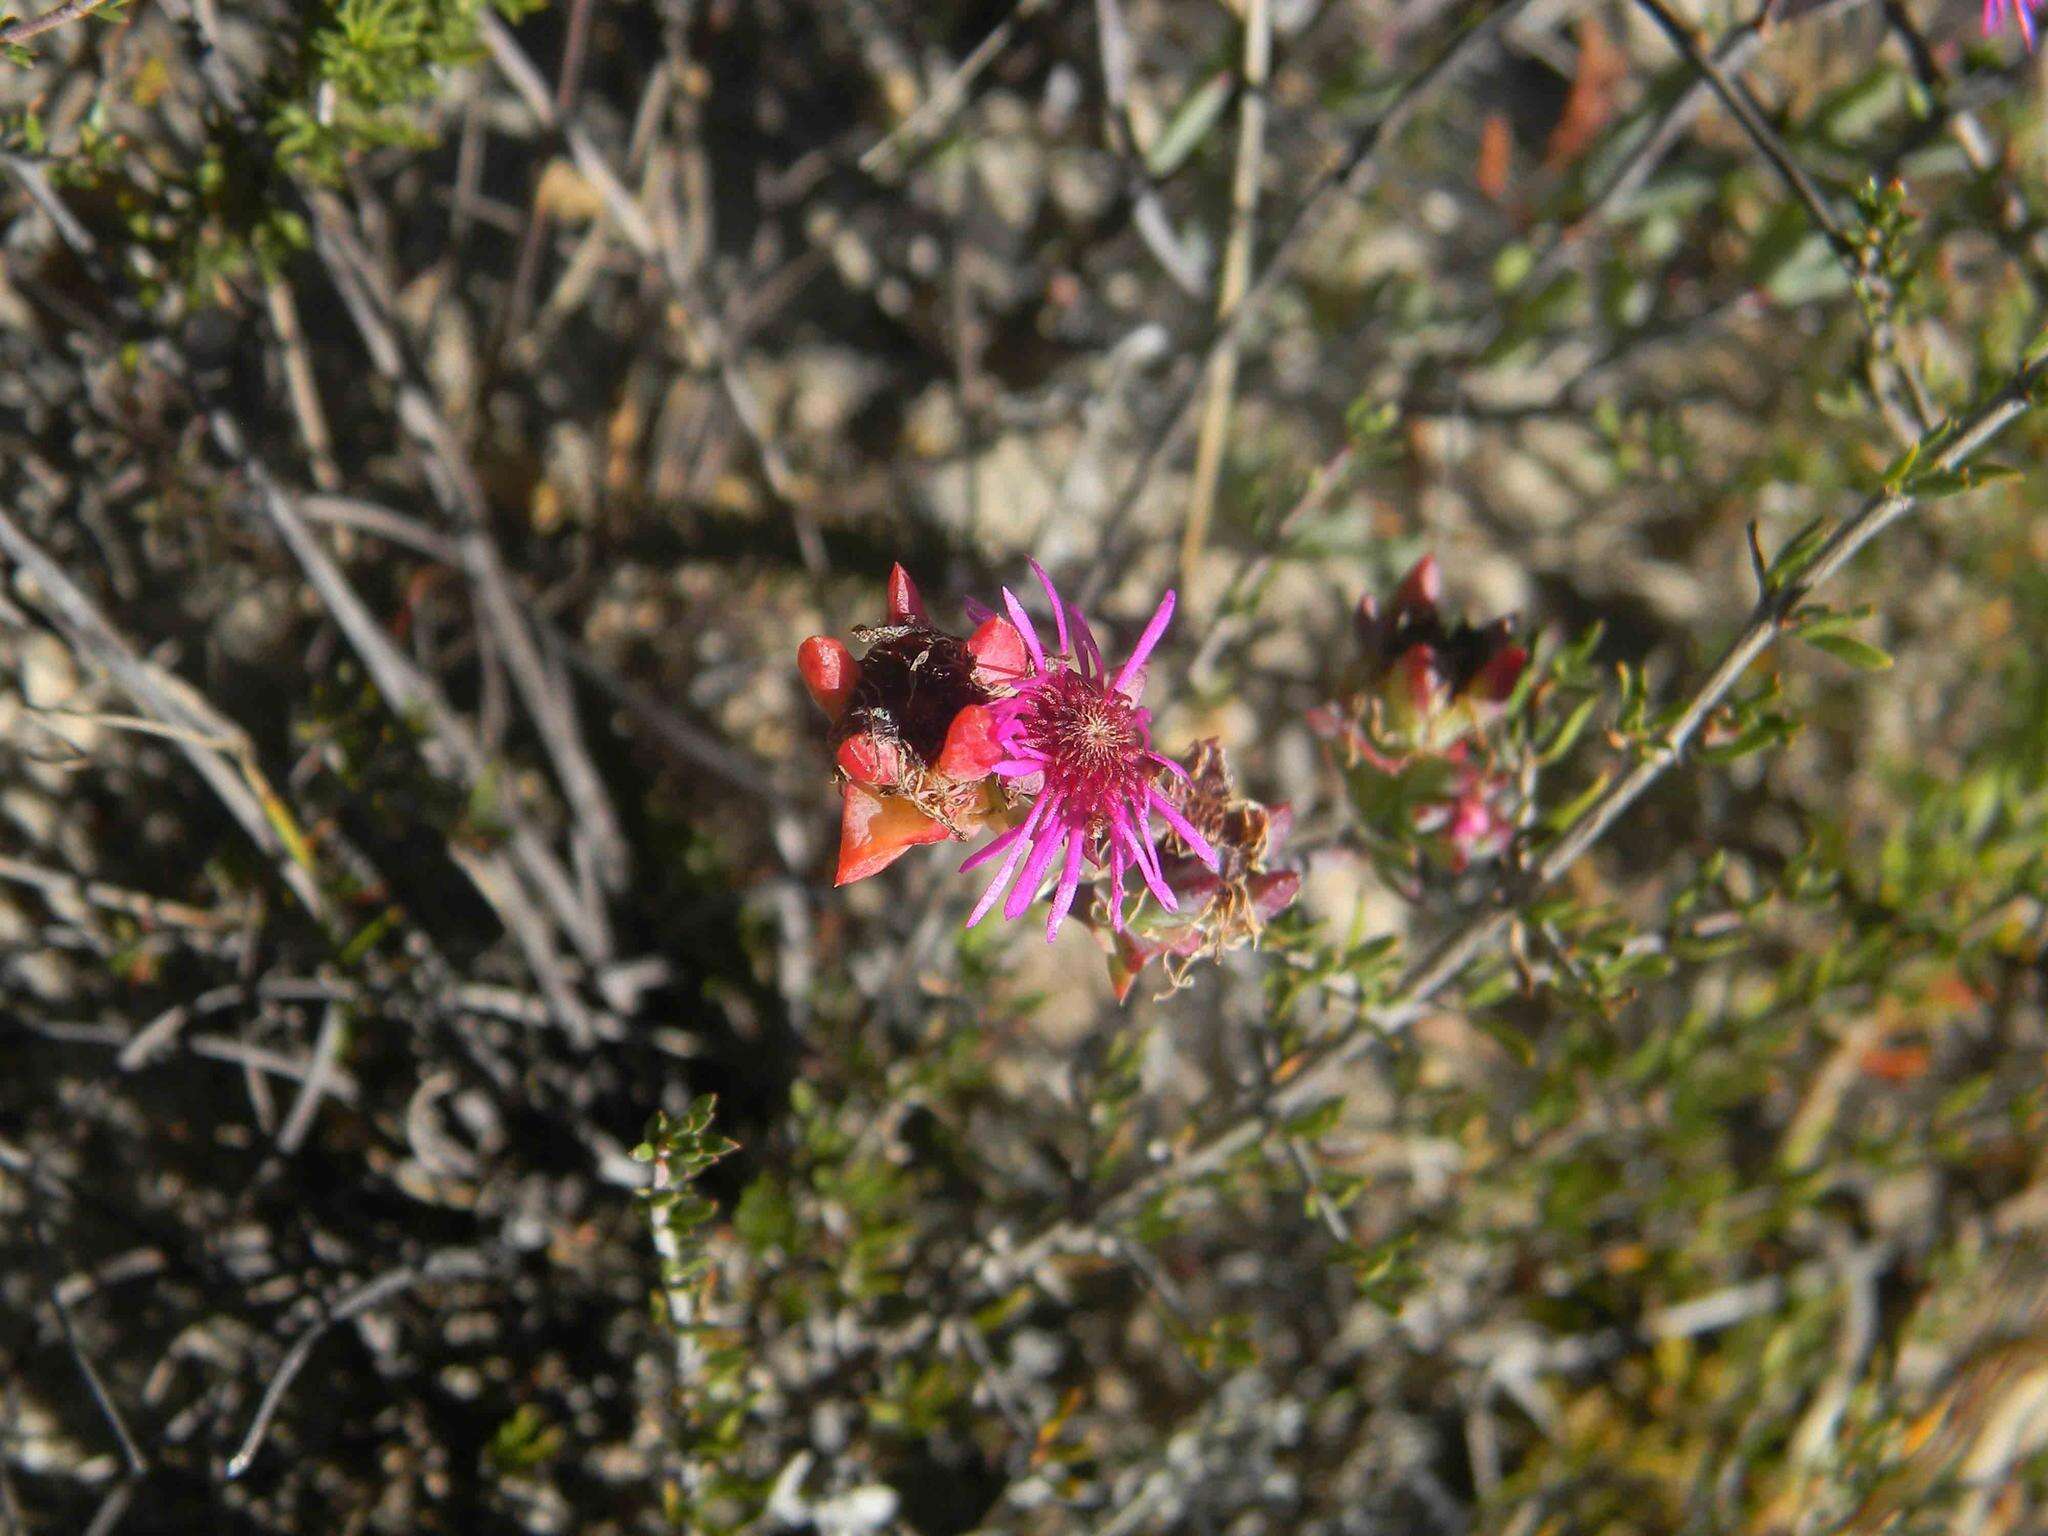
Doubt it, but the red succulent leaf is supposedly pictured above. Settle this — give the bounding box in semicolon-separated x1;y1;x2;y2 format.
933;703;1002;780
1397;644;1444;719
835;783;950;886
1249;869;1301;922
886;563;929;624
836;731;903;788
965;616;1029;689
1392;553;1442;620
798;636;860;721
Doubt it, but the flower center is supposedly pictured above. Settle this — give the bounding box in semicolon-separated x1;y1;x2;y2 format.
1023;669;1145;806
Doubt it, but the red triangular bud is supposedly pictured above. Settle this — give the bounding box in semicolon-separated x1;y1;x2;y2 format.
966;616;1028;687
798;636;860;720
886;564;929;624
1392;554;1442;619
834;783;949;885
1107;928;1150;1005
1398;644;1445;719
1354;593;1382;648
836;732;902;787
1473;642;1529;704
934;703;1002;780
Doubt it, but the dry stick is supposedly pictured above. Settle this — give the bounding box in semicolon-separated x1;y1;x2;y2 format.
1074;0;1543;611
288;485;787;808
214;415;602;1046
984;350;2047;1289
275;1001;347;1154
496;0;597;349
0;854;241;931
0;0;122;47
24;1204;147;1533
137;0;628;965
0;509;330;924
858;0;1060;176
478;13;827;572
263;275;341;491
1093;0;1207;295
1180;0;1273;584
307;202;630;949
225;1249;489;1479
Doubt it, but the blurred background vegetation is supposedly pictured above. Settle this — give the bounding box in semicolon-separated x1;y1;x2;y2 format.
3;0;2048;1531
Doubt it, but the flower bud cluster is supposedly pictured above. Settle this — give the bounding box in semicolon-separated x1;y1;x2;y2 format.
1311;555;1529;872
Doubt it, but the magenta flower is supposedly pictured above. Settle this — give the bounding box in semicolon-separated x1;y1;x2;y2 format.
960;562;1219;941
1986;0;2040;46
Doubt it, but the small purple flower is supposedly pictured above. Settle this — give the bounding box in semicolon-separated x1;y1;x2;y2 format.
960;562;1219;942
1985;0;2040;46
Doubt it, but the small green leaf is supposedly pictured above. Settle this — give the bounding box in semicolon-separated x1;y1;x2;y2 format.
1283;1097;1344;1143
1804;630;1894;670
1537;692;1601;766
1541;770;1612;834
1764;518;1832;593
1146;71;1233;178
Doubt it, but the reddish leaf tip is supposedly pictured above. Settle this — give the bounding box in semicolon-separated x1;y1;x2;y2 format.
886;564;929;624
798;636;860;720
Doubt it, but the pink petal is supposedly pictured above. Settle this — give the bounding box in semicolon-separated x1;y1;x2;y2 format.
1120;815;1178;912
965;798;1049;925
1046;833;1087;941
1148;785;1219;870
1112;590;1175;696
1071;611;1105;680
960;798;1043;874
1001;587;1046;672
1027;558;1070;657
1003;819;1072;923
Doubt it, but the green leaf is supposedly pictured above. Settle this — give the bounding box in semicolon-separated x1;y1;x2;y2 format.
1907;462;2023;501
1146;71;1233;178
1699;714;1799;763
1764;518;1832;593
1283;1097;1345;1143
1541;770;1612;834
1804;630;1894;670
1537;692;1601;766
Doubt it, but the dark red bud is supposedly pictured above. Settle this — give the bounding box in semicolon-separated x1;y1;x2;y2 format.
1473;643;1529;704
1398;644;1444;718
1249;869;1301;923
1392;554;1442;619
886;564;929;624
